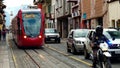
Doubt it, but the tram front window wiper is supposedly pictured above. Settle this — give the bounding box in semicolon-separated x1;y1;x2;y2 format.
25;26;33;36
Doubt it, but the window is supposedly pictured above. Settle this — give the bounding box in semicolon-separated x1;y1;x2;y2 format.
111;20;115;28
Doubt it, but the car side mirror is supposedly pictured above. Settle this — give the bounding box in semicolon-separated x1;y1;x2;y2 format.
89;37;92;40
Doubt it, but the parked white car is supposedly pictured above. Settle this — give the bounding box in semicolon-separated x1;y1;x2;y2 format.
84;28;120;59
66;29;89;54
44;28;61;43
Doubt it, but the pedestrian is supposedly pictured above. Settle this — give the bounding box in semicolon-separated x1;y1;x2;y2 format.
2;28;6;41
0;30;1;41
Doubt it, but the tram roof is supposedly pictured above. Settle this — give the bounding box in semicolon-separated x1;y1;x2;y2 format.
21;9;41;13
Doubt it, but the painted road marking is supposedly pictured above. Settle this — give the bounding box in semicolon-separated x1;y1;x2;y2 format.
46;44;92;66
8;40;18;68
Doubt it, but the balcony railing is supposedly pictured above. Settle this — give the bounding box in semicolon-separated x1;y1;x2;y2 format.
45;13;50;18
66;0;78;2
72;10;81;18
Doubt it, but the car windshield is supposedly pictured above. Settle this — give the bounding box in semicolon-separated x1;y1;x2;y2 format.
45;29;58;33
103;31;120;39
74;30;88;38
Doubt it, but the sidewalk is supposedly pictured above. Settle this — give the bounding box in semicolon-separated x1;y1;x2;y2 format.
61;38;67;42
0;34;15;68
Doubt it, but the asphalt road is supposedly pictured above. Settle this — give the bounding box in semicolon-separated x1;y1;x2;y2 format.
6;33;120;68
45;40;120;68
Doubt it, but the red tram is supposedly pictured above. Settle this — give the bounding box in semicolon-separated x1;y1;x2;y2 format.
11;8;45;48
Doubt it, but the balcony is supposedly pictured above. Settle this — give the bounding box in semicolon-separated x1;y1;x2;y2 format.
50;13;55;20
107;0;118;3
72;3;79;9
72;10;81;18
45;13;50;18
66;0;78;2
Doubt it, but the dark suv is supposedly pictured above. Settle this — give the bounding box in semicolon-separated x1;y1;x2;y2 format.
44;28;61;43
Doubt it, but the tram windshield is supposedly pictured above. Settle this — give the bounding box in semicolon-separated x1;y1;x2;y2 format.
22;12;41;37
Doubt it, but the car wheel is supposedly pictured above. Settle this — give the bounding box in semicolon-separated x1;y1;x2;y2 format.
84;47;89;59
58;39;61;43
45;40;47;43
55;40;57;43
71;46;77;54
67;43;70;52
44;39;47;43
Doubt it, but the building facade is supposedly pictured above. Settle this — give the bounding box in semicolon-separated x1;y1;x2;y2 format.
34;0;52;28
107;0;120;28
34;0;120;38
67;0;81;29
56;0;72;38
0;0;6;40
81;0;120;29
81;0;91;28
71;0;81;29
82;0;105;28
0;0;6;30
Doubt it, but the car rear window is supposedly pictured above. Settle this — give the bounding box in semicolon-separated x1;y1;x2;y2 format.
74;30;88;38
45;29;58;33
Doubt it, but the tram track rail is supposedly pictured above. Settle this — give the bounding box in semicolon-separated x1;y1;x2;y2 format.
8;38;41;68
8;38;91;68
35;49;77;68
8;39;75;68
45;44;92;67
23;48;77;68
24;49;41;68
8;39;18;68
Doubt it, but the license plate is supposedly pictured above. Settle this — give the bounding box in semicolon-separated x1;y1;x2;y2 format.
115;51;120;54
50;38;55;40
50;36;55;37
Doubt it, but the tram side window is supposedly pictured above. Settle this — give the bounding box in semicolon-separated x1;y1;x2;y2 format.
17;17;21;35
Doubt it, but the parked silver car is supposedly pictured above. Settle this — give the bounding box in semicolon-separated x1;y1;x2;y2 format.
66;29;89;54
44;28;61;43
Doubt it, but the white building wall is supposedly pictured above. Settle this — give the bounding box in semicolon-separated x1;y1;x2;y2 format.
109;1;120;27
55;0;63;18
51;0;55;5
51;0;57;29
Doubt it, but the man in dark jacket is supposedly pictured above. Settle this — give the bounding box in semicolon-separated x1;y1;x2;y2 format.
91;25;107;68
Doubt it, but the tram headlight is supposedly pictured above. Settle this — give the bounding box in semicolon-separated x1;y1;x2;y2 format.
24;36;27;38
39;35;42;38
